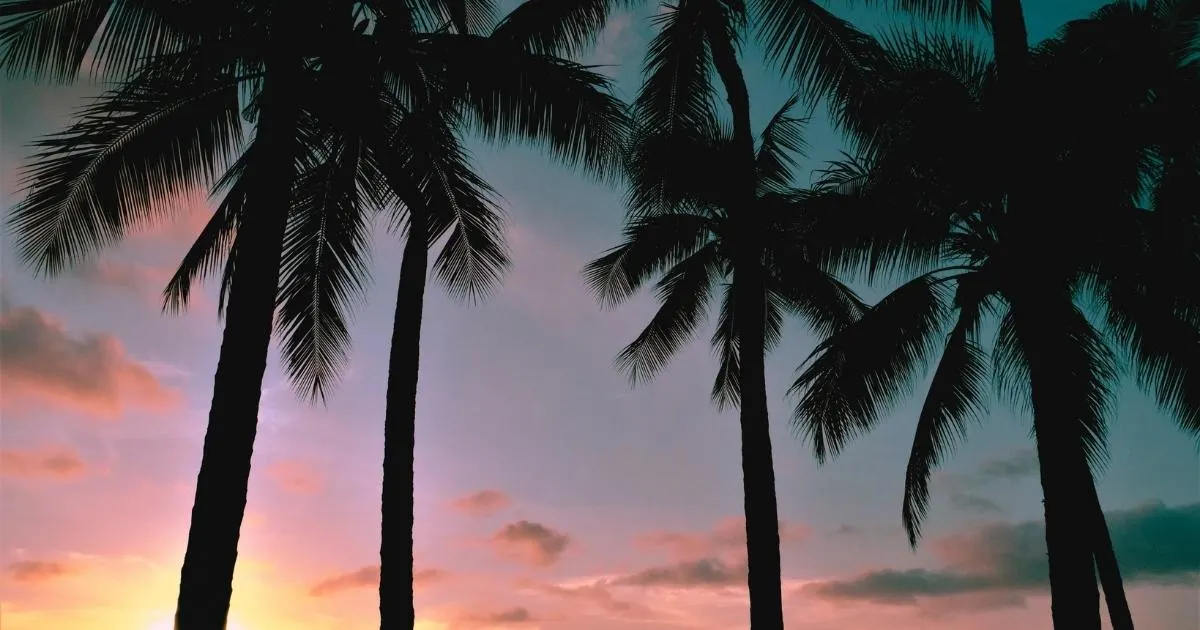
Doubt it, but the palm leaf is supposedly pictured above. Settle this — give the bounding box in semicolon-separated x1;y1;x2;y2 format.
710;279;786;410
383;104;510;302
274;135;374;403
426;33;629;180
901;289;988;547
790;271;954;463
756;94;808;194
7;62;242;275
615;241;723;384
491;0;627;57
1102;281;1200;441
634;0;718;137
161;145;252;314
752;0;881;108
583;210;714;308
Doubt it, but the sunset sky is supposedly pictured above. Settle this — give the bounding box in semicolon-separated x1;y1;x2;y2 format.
1;1;1197;629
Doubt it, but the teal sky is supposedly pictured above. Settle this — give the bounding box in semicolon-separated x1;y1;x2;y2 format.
0;2;1197;629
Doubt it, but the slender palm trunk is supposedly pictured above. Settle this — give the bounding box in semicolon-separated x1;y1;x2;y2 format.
733;264;785;630
174;58;298;630
1018;304;1102;630
708;23;785;630
379;208;428;630
1090;478;1134;630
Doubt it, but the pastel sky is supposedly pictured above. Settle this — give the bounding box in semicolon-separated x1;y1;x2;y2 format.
1;2;1197;630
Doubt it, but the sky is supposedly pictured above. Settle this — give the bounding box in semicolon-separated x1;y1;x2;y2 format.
0;1;1198;630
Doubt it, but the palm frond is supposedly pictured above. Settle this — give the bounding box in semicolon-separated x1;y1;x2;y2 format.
1102;281;1200;441
626;122;734;216
409;0;497;34
1002;301;1117;471
274;135;374;403
634;0;718;137
383;104;510;302
583;211;714;308
901;291;988;547
756;94;808;194
161;145;251;314
491;0;627;57
753;0;881;108
709;277;787;410
0;0;229;82
615;241;723;385
867;0;988;24
790;271;954;463
7;62;242;275
427;33;630;180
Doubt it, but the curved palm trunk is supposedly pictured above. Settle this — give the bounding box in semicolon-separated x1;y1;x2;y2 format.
174;59;299;630
1017;305;1102;630
379;208;428;630
1090;476;1135;630
708;23;785;630
733;264;785;630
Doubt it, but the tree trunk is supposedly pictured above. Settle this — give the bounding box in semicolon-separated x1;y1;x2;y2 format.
1019;306;1103;630
709;17;785;630
173;60;298;630
1090;477;1135;630
734;262;785;630
379;208;429;630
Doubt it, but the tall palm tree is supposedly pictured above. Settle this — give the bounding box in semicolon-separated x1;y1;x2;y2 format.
325;7;629;628
3;2;627;628
788;5;1200;630
586;6;864;628
4;2;334;626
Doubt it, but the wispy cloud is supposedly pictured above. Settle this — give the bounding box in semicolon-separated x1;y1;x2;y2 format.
0;306;182;418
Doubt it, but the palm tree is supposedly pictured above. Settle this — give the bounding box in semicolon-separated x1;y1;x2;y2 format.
4;2;331;626
787;5;1200;630
3;2;626;628
585;6;865;628
333;8;629;628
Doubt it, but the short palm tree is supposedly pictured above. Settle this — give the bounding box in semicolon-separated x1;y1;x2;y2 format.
788;4;1200;630
585;6;864;629
3;1;627;628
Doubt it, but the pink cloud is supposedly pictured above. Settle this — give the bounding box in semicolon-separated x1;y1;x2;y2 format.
636;517;812;561
6;560;77;584
0;445;87;480
451;489;512;517
451;606;537;630
491;520;572;567
309;565;445;597
0;306;182;418
522;579;656;619
266;460;324;495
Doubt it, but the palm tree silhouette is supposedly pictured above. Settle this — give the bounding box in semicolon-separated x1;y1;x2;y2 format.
788;4;1200;630
2;1;626;628
586;6;864;629
349;8;629;629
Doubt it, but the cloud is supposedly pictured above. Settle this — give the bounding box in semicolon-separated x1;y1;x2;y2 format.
0;446;87;480
522;579;655;618
309;565;445;597
6;560;77;584
611;557;746;589
947;492;1002;514
491;521;571;567
588;10;635;69
0;306;181;418
452;606;537;629
266;460;324;495
451;489;512;517
636;517;811;561
829;524;863;537
977;449;1039;481
804;501;1200;609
